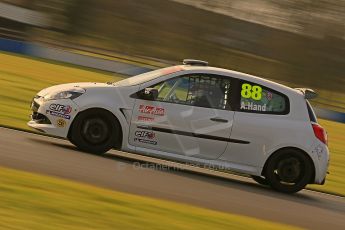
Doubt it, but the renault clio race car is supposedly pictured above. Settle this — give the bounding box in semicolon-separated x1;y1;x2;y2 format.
28;59;329;193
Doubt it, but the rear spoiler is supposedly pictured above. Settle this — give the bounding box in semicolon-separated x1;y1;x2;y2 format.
295;88;318;99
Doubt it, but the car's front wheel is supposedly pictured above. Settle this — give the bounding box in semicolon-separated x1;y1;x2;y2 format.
265;149;313;193
70;109;120;154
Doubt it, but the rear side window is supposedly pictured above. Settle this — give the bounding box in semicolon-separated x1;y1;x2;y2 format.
306;100;317;122
238;81;289;115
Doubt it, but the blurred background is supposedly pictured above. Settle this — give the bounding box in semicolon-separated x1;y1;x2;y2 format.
1;0;345;113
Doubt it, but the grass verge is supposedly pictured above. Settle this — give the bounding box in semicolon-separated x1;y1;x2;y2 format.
0;51;119;129
0;51;344;196
0;167;301;230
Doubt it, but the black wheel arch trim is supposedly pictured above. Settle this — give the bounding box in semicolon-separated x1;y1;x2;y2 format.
68;107;123;149
261;147;316;183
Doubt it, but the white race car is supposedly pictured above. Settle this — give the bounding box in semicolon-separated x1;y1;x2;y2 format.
28;59;329;193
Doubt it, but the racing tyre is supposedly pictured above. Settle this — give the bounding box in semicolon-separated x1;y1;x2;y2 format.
70;109;120;154
251;175;269;186
265;149;313;193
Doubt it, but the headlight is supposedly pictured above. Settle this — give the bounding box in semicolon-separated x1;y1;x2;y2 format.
43;89;85;101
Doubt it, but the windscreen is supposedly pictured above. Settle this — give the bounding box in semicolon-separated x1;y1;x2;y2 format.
113;66;183;87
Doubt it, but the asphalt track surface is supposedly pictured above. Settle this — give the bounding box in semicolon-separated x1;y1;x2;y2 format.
0;127;344;229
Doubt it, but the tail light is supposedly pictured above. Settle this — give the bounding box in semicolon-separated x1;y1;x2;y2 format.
312;123;328;145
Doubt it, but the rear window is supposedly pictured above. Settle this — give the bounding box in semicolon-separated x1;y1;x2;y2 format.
238;81;290;115
306;100;317;122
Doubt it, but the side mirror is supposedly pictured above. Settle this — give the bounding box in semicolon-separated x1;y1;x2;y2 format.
140;88;158;100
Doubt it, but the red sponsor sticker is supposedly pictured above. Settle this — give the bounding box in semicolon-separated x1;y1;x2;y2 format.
139;105;165;116
138;116;154;122
154;107;165;116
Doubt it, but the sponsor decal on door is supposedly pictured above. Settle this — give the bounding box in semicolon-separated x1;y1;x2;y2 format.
139;105;165;116
134;130;157;145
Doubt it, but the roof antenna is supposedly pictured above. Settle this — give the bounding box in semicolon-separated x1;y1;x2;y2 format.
183;59;208;66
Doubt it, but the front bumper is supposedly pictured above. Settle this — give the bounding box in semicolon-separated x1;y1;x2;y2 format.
27;96;79;138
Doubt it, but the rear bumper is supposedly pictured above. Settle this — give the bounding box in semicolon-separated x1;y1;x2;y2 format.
310;141;330;184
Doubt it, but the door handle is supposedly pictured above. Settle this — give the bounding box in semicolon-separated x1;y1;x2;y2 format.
210;117;228;123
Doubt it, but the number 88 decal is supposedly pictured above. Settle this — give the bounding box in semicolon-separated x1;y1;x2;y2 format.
241;83;262;100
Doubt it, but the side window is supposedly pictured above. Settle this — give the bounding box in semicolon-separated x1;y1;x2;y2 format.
152;74;232;110
239;81;289;114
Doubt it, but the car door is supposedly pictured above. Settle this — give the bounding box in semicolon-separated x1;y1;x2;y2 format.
223;79;291;166
128;73;236;160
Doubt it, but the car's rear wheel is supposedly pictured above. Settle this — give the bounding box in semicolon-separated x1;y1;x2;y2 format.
70;109;120;154
251;175;269;186
265;149;313;193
